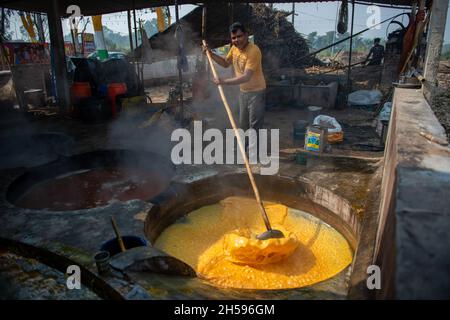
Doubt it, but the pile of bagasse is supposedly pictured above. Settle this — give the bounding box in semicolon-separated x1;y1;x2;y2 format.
249;4;322;74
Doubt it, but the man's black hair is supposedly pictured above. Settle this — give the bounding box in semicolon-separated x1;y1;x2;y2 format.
229;22;247;34
374;38;381;43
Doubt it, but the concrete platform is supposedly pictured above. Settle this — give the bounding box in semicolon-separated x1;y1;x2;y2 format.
0;107;383;299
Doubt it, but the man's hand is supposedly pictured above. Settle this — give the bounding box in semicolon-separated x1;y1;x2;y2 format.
213;77;225;85
202;44;211;56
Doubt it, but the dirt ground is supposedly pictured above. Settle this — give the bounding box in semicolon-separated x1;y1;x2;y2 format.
183;80;382;159
264;107;381;151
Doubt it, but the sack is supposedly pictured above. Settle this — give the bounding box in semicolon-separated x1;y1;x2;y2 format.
313;115;342;133
348;90;382;106
313;115;344;144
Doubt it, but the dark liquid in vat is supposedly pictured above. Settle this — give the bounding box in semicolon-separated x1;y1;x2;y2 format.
16;167;169;211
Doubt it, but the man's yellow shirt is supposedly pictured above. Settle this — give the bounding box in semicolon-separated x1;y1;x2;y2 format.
226;43;266;92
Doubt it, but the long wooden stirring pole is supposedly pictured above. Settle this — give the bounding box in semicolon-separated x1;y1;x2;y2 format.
110;216;126;252
202;40;276;236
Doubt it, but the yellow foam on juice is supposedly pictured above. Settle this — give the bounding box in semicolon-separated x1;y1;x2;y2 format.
154;197;353;290
223;227;299;265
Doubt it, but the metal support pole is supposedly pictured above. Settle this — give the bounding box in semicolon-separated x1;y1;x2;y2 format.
292;3;295;25
175;1;183;117
35;13;45;43
132;1;141;92
347;0;355;95
48;0;70;113
127;10;133;52
70;28;78;56
133;7;138;49
1;8;5;37
138;18;143;90
331;2;340;56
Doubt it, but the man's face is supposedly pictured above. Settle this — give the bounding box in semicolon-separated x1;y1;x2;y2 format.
231;29;248;50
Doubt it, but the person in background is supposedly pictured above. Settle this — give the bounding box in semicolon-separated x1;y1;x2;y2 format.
365;38;385;66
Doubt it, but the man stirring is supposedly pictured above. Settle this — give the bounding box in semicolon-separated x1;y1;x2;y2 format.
203;22;266;159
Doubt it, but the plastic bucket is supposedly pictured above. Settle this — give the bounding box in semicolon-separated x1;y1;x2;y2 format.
71;82;92;99
100;235;147;257
107;83;127;118
108;83;127;96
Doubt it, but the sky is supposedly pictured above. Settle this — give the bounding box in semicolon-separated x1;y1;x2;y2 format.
6;2;450;44
277;2;450;42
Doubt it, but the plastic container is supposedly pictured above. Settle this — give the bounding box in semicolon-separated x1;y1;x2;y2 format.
305;125;327;153
100;235;147;257
107;83;127;118
71;82;92;99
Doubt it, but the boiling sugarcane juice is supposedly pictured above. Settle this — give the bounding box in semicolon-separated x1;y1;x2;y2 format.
154;197;353;290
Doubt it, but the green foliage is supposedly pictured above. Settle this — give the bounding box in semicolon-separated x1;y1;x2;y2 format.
103;26;130;50
307;30;380;58
104;37;119;51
